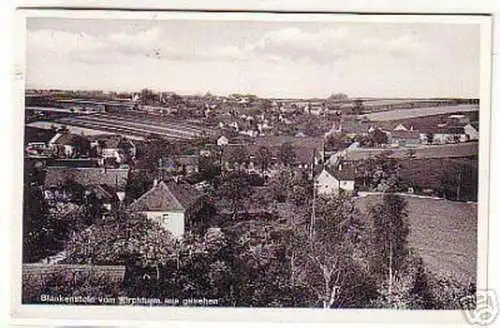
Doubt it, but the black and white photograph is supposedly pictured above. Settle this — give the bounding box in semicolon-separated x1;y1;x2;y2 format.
13;8;493;323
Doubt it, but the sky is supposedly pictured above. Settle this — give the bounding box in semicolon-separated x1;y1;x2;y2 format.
26;17;481;98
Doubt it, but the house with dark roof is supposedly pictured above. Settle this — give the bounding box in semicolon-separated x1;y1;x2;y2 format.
90;135;136;162
25;127;58;157
43;167;129;202
48;132;90;158
326;121;376;138
85;184;121;211
315;164;357;196
425;124;474;144
128;180;205;237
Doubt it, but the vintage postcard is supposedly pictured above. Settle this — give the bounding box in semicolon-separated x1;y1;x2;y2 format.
11;7;493;325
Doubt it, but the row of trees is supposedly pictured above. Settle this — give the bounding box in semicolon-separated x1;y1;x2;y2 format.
23;191;476;309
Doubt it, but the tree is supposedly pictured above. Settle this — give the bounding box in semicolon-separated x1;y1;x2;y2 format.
224;220;311;307
216;171;252;220
441;161;477;201
426;133;434;145
72;136;91;158
369;194;410;296
325;133;350;151
23;185;50;262
227;146;248;170
279;142;296;167
65;210;177;270
140;88;157;105
256;146;273;173
353;99;364;115
369;129;389;146
125;169;154;202
140;136;172;172
291;194;375;308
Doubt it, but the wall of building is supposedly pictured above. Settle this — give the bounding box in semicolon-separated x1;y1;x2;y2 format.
316;171;340;195
143;210;185;237
339;180;355;191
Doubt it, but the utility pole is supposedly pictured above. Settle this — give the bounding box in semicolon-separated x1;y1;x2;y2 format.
309;151;316;240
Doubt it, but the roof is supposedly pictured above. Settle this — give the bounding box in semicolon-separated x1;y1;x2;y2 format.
129;181;203;212
88;184;119;201
25;126;57;144
90;135;135;149
46;158;101;168
175;155;200;166
44;167;129;191
390;130;421;140
324;165;357;181
469;122;479;131
253;136;323;150
338;121;373;134
49;133;89;146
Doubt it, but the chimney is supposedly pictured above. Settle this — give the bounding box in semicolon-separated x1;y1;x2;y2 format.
338;163;343;171
153;178;158;187
410;126;414;131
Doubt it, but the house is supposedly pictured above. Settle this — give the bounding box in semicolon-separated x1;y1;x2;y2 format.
48;132;90;158
425;124;469;144
175;155;200;174
43;167;129;202
464;123;479;141
389;130;421;147
159;155;200;175
217;135;229;146
315;165;356;195
24;127;58;157
128;180;204;237
393;124;409;131
92;135;136;162
85;184;120;211
326;121;375;138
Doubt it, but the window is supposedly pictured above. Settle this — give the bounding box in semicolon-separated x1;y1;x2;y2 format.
162;214;169;225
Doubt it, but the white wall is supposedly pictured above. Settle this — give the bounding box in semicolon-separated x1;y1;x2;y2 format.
339;180;355;191
464;125;479;140
316;170;340;195
143;211;185;237
102;148;119;158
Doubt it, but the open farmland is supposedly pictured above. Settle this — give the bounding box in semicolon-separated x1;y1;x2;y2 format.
355;195;477;284
337;142;478;162
362;104;479;121
53;112;216;140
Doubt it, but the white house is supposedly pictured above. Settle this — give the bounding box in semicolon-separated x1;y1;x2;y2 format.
217;135;229;146
96;135;136;162
128;180;204;238
464;123;479;141
393;124;409;131
315;166;356;196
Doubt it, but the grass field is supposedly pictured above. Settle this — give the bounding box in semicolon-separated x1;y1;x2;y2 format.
362;104;479;121
339;142;478;162
355;195;477;284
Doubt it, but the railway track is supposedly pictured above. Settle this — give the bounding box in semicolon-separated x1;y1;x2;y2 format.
54;117;194;140
54;113;217;140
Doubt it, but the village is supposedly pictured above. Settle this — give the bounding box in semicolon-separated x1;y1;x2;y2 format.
22;89;480;308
